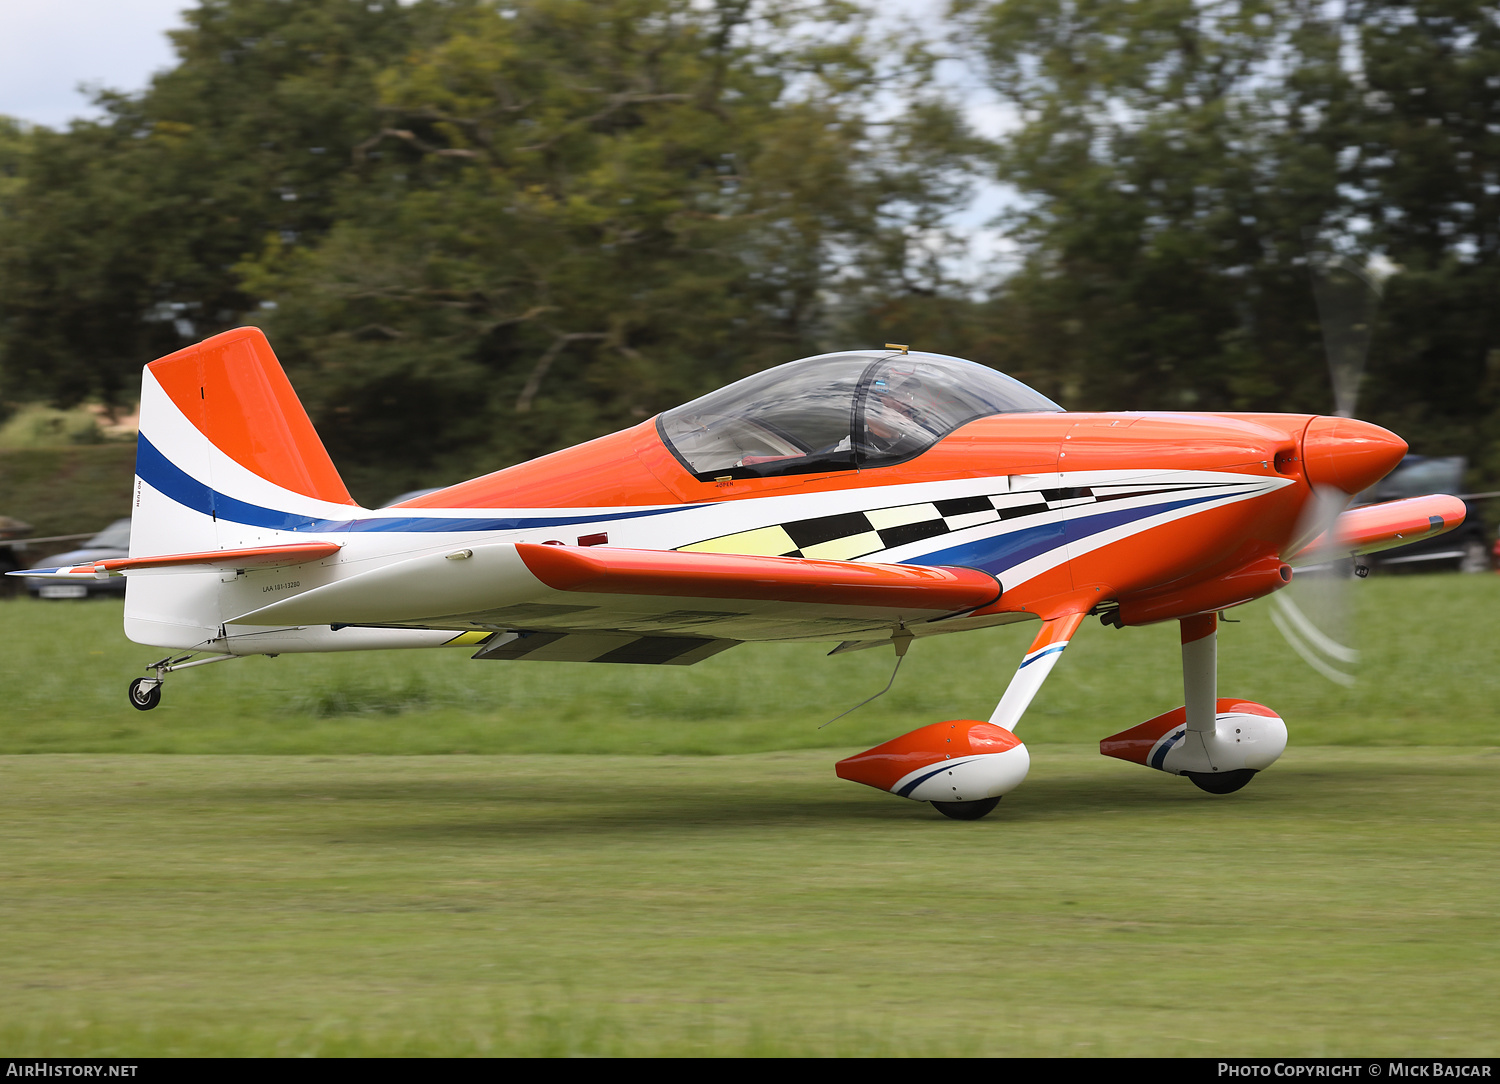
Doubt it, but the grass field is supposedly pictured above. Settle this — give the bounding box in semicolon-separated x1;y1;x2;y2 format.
0;749;1495;1057
0;577;1497;1056
4;574;1500;753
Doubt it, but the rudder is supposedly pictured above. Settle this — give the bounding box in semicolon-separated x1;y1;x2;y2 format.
127;328;358;648
144;327;353;511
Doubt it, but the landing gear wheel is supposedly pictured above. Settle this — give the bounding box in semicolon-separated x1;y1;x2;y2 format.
931;796;1001;820
128;678;161;711
1185;769;1256;795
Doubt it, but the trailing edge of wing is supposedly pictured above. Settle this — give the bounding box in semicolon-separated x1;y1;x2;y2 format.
8;541;341;580
1290;494;1465;565
230;541;1002;636
514;544;1003;611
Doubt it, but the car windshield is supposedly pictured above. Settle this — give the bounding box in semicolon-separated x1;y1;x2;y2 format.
89;519;132;550
658;350;1061;479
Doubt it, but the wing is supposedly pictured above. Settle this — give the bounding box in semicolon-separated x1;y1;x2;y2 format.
1290;494;1465;565
232;542;1001;645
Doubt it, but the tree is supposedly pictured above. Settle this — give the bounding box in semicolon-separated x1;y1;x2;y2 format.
0;0;463;409
1353;0;1500;479
959;0;1369;413
963;0;1500;480
242;0;983;500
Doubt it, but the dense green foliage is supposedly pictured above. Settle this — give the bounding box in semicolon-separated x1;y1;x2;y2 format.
0;1;460;419
960;0;1500;481
0;446;136;541
0;0;980;502
1355;0;1500;476
0;0;1497;499
241;0;980;500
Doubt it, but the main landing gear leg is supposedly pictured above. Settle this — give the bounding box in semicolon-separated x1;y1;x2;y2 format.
1179;614;1252;794
835;613;1085;821
989;611;1088;733
923;611;1086;820
127;653;241;710
1100;613;1287;785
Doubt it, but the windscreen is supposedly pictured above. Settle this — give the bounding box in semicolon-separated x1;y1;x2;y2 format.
658;351;1061;480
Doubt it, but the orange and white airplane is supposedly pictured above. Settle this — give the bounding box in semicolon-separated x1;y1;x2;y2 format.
13;328;1463;818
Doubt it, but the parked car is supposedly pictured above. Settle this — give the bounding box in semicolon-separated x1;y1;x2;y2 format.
25;518;132;598
1353;456;1490;573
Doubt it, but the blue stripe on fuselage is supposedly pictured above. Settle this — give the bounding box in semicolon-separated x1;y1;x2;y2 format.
908;493;1220;576
135;433;693;534
137;431;1234;555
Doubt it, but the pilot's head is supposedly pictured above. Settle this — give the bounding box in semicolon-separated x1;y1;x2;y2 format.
868;376;923;441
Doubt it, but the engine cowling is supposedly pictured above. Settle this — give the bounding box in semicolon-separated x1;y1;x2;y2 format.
835;720;1031;803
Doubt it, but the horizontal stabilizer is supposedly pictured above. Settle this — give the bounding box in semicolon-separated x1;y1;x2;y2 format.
11;541;341;580
1291;494;1465;565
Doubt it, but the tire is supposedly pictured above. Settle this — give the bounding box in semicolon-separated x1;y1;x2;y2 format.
128;678;161;711
931;797;1001;820
1184;769;1256;795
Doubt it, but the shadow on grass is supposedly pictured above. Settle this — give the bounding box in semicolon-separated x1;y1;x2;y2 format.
177;757;1466;844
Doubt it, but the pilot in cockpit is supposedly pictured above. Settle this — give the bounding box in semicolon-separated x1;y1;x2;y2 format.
863;375;938;454
659;349;1063;479
737;373;935;467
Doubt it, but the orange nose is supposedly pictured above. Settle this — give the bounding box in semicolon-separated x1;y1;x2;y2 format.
1302;416;1408;495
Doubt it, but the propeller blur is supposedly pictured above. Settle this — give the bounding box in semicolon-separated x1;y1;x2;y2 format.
12;329;1462;818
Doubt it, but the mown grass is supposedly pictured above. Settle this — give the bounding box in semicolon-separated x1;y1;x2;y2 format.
2;573;1497;753
0;748;1495;1056
1;574;1496;1056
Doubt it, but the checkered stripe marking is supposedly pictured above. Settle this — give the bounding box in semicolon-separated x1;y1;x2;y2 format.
677;484;1232;562
473;631;737;665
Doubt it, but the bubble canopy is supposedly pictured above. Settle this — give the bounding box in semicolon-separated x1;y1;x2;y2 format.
658;350;1063;480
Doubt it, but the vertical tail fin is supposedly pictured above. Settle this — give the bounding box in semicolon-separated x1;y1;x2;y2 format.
127;327;358;648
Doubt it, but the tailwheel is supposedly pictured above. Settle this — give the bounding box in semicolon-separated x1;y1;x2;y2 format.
128;677;161;711
931;796;1001;821
1185;769;1256;795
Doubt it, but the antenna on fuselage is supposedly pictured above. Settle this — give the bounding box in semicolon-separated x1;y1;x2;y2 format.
819;629;913;729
